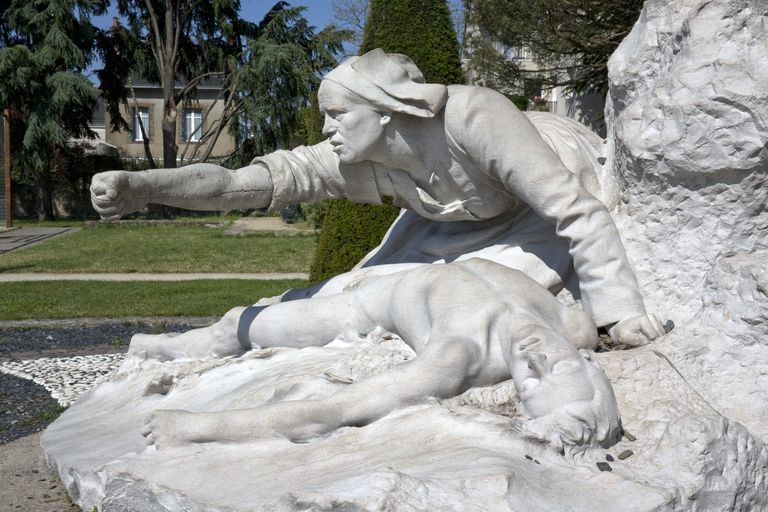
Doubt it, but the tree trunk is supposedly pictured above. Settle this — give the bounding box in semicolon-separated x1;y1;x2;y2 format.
35;172;55;221
162;83;178;168
161;0;178;169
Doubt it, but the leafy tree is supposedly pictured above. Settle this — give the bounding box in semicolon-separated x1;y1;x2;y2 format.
0;0;104;220
99;1;348;168
464;0;644;95
310;0;464;283
228;3;349;160
98;0;250;168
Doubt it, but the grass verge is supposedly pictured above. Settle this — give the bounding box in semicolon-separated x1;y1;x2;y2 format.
0;279;305;320
0;224;316;273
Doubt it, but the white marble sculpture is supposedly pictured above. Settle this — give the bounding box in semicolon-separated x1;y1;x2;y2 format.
91;49;663;346
44;6;768;507
136;259;621;452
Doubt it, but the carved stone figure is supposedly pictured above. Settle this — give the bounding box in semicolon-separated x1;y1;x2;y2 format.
90;49;664;346
137;259;621;452
43;4;768;509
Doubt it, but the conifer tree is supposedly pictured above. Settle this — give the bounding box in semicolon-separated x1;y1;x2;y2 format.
0;0;104;220
310;0;463;282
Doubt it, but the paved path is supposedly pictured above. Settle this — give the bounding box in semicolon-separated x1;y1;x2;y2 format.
0;271;308;282
0;227;79;255
0;432;78;511
224;216;317;235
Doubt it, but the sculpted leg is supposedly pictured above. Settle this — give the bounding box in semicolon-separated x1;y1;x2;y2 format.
124;283;386;368
122;307;251;369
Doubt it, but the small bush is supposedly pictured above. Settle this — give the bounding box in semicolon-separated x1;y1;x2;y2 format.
309;198;400;283
300;200;331;229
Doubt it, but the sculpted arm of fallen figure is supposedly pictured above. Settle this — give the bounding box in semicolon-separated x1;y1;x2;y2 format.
142;336;482;448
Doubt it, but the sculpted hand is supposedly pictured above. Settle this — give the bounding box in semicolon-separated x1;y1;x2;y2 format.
90;171;146;220
608;313;666;346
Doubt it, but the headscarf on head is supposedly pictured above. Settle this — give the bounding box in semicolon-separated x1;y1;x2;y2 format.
323;49;448;118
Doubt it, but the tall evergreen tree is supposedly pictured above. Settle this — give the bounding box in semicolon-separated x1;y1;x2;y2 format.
228;3;349;161
310;0;463;283
361;0;463;84
0;0;104;220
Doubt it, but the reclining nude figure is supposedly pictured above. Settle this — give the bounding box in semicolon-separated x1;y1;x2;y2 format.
141;259;622;452
91;49;666;347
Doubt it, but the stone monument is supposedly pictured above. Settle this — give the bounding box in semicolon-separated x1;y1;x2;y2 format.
42;1;768;509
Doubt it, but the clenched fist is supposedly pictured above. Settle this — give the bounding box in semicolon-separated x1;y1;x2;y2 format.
90;171;147;220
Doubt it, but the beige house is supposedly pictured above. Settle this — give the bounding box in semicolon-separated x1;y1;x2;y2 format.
105;77;236;163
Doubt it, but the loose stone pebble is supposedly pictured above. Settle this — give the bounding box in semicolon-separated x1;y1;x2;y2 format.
618;449;634;460
0;354;125;406
596;462;612;472
605;454;615;462
623;430;637;442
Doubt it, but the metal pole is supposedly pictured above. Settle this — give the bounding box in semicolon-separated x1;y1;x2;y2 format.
3;108;11;228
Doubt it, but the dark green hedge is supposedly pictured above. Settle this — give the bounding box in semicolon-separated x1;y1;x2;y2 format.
308;0;462;283
361;0;464;85
309;198;400;283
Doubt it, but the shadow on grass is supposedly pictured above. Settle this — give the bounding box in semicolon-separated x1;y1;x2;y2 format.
0;264;35;273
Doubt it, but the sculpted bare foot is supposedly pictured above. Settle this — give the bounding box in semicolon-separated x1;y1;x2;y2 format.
120;320;246;373
119;333;181;372
142;410;217;448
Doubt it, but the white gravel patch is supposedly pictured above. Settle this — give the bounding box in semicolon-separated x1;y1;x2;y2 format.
0;354;125;406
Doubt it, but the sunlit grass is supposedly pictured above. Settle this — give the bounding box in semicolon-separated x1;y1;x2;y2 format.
0;279;306;320
1;223;316;274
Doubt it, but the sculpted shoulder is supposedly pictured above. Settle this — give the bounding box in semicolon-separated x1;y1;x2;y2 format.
444;84;527;137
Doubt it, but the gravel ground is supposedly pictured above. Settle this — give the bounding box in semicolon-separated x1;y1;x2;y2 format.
0;318;215;445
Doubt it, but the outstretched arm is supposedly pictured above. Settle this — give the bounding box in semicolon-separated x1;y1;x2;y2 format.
90;163;273;219
143;337;480;447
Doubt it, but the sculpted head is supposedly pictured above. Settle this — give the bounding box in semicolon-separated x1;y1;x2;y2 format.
318;49;449;164
318;81;391;164
510;326;622;452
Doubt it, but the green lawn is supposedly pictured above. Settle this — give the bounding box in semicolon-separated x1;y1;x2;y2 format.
1;223;316;273
0;279;306;320
1;220;317;320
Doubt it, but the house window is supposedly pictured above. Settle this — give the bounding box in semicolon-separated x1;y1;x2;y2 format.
505;45;532;61
182;109;203;142
131;107;150;142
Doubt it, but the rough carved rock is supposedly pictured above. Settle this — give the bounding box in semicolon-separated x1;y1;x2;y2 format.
42;333;768;511
606;0;768;322
605;0;768;444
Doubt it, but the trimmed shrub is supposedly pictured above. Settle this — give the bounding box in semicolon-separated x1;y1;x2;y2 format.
309;0;463;282
361;0;464;84
310;197;400;282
